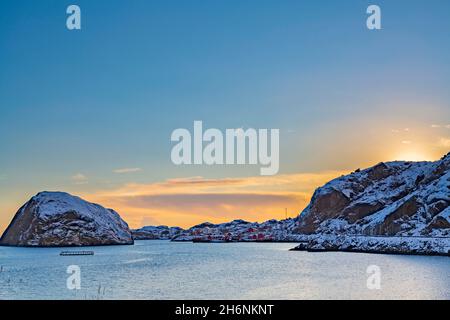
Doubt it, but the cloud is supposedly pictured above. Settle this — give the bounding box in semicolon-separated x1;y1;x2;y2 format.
71;173;88;185
81;170;347;229
120;193;300;210
401;140;412;144
113;168;142;174
431;124;450;129
391;128;411;133
438;138;450;148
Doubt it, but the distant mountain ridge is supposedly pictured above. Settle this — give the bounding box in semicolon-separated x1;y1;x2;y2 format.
132;225;183;240
171;218;297;242
131;219;298;242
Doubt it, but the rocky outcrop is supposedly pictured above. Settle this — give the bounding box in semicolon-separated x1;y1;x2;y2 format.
132;225;183;240
0;192;134;247
293;153;450;255
295;153;450;237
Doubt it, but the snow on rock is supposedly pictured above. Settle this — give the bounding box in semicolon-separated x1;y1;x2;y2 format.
293;153;450;256
292;235;450;256
0;192;134;247
132;225;183;240
171;218;299;242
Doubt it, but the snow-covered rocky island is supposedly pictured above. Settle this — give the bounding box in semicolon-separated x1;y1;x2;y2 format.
291;153;450;256
0;192;134;247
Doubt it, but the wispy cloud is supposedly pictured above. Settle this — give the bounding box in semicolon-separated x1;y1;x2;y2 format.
71;173;88;185
431;124;450;129
438;137;450;148
392;128;411;133
113;168;142;174
401;140;412;144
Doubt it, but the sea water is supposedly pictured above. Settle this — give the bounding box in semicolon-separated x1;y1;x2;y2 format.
0;240;448;300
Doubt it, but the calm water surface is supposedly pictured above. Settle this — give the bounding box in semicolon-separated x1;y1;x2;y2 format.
0;240;448;299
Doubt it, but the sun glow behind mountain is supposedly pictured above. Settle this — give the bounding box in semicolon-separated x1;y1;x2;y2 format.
394;151;435;162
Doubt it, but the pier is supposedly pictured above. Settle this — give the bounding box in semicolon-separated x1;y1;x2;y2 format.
60;251;94;256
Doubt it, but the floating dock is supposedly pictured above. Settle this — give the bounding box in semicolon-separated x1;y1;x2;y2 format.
60;251;94;256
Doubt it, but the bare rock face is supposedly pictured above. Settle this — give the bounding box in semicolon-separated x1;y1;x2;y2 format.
296;189;350;234
295;153;450;238
0;192;134;247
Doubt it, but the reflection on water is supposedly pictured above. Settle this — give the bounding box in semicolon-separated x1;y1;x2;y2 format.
0;240;448;300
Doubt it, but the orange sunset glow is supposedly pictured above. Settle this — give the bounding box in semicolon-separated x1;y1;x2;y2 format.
79;171;347;229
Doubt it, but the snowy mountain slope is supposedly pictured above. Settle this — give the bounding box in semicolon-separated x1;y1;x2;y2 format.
295;153;450;237
0;192;134;247
292;153;450;255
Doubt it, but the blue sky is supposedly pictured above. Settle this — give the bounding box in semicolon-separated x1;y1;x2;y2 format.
1;0;449;229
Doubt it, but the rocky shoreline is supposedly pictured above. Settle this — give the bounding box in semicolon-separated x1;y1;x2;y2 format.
291;235;450;256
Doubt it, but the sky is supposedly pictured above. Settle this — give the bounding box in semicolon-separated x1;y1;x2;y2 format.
0;0;450;231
